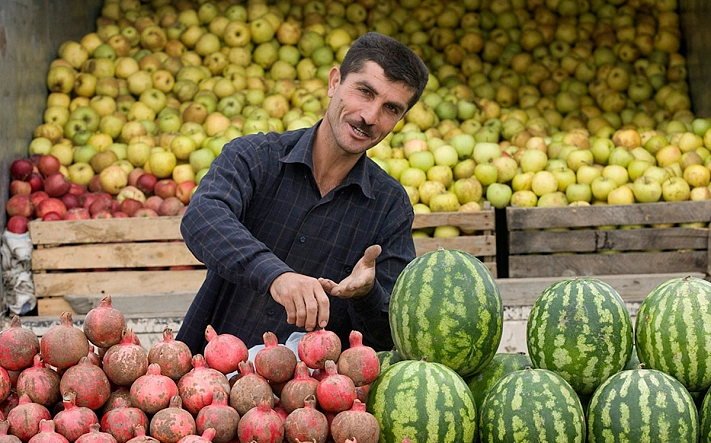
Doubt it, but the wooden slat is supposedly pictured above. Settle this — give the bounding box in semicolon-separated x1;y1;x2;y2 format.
63;291;197;315
32;269;207;297
28;216;184;245
506;201;711;230
37;297;76;317
414;235;496;257
509;227;709;254
31;242;201;270
412;210;495;230
508;251;707;278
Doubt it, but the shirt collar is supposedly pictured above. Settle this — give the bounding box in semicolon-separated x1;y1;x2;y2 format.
280;120;375;199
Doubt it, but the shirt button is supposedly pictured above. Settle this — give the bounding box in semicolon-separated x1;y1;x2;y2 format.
267;309;274;316
299;236;306;243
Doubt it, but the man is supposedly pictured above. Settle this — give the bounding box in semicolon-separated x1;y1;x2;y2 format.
177;32;429;354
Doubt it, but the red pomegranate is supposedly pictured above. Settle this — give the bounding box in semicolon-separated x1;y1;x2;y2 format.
74;424;117;443
279;361;320;413
149;396;196;443
203;326;248;375
355;384;370;405
40;312;89;371
177;354;230;416
330;400;379;443
195;390;239;443
7;394;51;442
254;332;297;383
273;398;288;424
315;361;355;413
147;327;192;381
0;316;40;371
0;369;10;405
53;390;99;442
59;356;111;410
27;420;68;443
297;330;341;370
335;331;379;387
102;330;148;387
129;363;178;415
174;428;215;443
228;360;273;416
87;346;102;367
82;296;126;349
0;418;21;443
284;395;329;443
1;391;19;419
236;399;284;443
15;355;60;408
124;426;158;443
99;388;131;418
99;397;149;443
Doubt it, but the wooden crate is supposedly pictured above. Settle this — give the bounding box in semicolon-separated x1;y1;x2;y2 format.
412;207;497;277
506;201;711;278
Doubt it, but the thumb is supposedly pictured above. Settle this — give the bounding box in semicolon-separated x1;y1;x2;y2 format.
362;245;382;267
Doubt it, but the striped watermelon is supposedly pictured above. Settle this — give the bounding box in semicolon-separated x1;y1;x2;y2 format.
466;352;531;414
699;388;711;441
635;276;711;392
587;368;698;442
526;277;633;395
389;249;503;378
479;368;585;443
376;349;403;375
367;359;477;443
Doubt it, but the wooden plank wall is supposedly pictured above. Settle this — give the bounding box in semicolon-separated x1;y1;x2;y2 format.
681;0;711;117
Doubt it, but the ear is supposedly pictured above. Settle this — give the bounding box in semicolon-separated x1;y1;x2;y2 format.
327;66;341;97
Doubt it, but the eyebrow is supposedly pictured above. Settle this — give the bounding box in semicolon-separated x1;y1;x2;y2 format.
353;78;407;116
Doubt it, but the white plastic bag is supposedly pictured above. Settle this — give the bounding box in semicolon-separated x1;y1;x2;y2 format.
1;230;36;315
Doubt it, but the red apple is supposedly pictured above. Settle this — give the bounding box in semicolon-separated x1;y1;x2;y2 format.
112;211;129;218
110;200;121;214
136;173;158;195
43;172;71;197
68;182;88;196
6;215;30;234
80;192;99;209
88;175;103;193
42;212;63;221
175;180;197;205
154;178;177;199
6;195;33;218
35;198;67;219
92;210;113;219
120;198;144;216
133;207;159;217
158;196;184;216
30;191;49;208
144;195;164;212
29;154;42;166
10;159;34;181
128;167;145;187
64;207;91;220
89;198;110;216
38;155;61;177
27;173;44;192
9;180;32;196
61;193;81;210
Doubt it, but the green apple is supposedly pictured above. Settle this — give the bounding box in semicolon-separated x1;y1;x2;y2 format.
127;142;152;167
591;176;618;202
189;148;216;173
73;144;98;164
399;167;427;188
452;178;483;204
662;177;691;201
148;151;177;179
565;183;592;203
486;183;513;209
106;143;128;161
67;162;95;186
472;142;501;164
385;158;410;182
510;190;538;207
632;176;662;203
432;145;459;168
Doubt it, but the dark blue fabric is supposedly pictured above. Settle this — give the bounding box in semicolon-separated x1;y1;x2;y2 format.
177;122;415;354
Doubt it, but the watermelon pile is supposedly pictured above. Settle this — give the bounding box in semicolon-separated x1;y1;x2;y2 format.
371;249;711;442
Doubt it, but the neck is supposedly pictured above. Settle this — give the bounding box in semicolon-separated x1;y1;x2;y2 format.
312;126;360;197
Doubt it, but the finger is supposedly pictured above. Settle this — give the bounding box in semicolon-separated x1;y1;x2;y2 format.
319;278;337;293
316;291;330;329
282;297;297;325
302;291;319;331
293;294;307;328
362;245;382;266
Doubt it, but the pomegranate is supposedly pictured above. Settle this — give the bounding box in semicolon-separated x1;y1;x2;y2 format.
87;347;102;368
279;362;319;414
354;385;370;405
174;428;216;443
99;397;149;443
297;330;341;370
40;312;89;371
129;363;178;415
147;328;192;381
74;424;117;443
59;356;111;410
228;360;273;416
195;391;239;443
315;361;355;413
1;392;19;418
6;371;20;389
7;394;51;441
27;420;68;443
0;418;21;443
0;316;40;371
0;369;10;404
335;331;379;387
203;326;248;375
99;388;131;418
236;399;284;443
149;396;196;443
177;354;230;416
102;330;148;387
15;355;60;408
254;332;297;383
124;426;158;443
329;400;379;443
284;395;328;443
82;296;126;349
273;399;288;424
53;390;99;442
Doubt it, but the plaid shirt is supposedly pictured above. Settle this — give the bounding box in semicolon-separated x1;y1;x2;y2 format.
177;122;415;354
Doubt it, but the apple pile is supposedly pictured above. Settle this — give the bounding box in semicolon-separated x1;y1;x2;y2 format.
9;0;704;240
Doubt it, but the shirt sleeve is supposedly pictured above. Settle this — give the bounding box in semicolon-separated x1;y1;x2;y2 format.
180;134;292;294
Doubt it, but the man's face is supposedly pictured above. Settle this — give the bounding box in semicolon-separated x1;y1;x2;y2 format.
325;61;414;156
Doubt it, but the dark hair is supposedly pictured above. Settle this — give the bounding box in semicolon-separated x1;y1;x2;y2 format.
339;32;429;110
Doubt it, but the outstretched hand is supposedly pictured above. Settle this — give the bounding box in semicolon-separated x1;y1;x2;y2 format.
270;272;330;331
319;244;382;300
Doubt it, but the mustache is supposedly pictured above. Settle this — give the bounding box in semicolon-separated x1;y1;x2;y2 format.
351;118;373;137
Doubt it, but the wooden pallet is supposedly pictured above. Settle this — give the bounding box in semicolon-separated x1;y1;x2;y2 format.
506;201;711;278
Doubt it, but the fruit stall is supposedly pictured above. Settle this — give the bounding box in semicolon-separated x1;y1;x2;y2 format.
4;0;711;440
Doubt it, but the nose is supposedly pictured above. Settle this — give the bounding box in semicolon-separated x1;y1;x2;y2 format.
359;104;379;126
